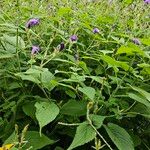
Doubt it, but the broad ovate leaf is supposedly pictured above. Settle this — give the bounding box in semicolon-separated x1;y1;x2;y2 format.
104;123;134;150
35;102;59;134
67;122;96;150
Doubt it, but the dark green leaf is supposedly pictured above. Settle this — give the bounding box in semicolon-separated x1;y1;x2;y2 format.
104;123;134;150
90;114;105;129
61;100;87;116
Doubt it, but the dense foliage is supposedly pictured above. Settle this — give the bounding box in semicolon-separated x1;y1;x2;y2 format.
0;0;150;149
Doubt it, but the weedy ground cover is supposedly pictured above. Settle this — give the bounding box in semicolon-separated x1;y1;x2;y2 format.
0;0;150;149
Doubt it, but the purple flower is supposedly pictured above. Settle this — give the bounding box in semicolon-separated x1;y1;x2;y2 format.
70;35;78;42
59;42;65;51
31;46;40;55
93;28;100;34
132;38;141;45
26;18;40;28
144;0;150;4
57;42;65;51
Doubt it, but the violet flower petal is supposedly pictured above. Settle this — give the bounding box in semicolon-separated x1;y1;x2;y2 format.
93;28;100;34
70;35;78;42
31;46;40;54
144;0;150;4
132;38;141;45
26;18;40;28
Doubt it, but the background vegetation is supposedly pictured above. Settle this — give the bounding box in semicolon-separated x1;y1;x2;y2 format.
0;0;150;149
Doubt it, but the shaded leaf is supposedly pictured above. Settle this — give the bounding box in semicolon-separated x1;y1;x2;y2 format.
129;86;150;102
128;93;150;107
22;102;36;120
61;100;87;116
23;131;55;150
104;123;134;150
90;114;105;129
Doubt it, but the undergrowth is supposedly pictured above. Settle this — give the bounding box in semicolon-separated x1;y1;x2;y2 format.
0;0;150;150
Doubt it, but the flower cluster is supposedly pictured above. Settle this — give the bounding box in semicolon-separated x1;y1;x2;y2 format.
27;18;141;56
26;18;101;55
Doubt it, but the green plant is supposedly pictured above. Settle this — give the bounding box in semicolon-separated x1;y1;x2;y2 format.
0;0;150;149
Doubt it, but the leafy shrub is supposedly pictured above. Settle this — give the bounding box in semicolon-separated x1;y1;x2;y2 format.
0;0;150;149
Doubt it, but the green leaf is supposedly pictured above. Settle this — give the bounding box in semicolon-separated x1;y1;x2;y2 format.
90;115;105;129
116;44;145;56
67;122;96;150
0;53;15;59
65;90;76;98
35;102;59;134
57;7;72;16
104;123;134;150
61;100;87;116
78;61;90;74
41;69;54;82
52;58;76;66
62;74;85;83
131;103;150;118
41;69;54;90
78;86;95;100
101;55;132;71
123;0;133;4
23;131;55;150
129;86;150;102
1;34;25;53
140;38;150;46
15;66;55;87
88;76;110;88
15;73;40;84
137;63;150;75
128;93;150;107
22;102;36;120
4;131;55;150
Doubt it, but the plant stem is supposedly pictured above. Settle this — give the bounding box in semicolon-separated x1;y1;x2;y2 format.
58;122;80;126
16;0;21;72
86;108;113;150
